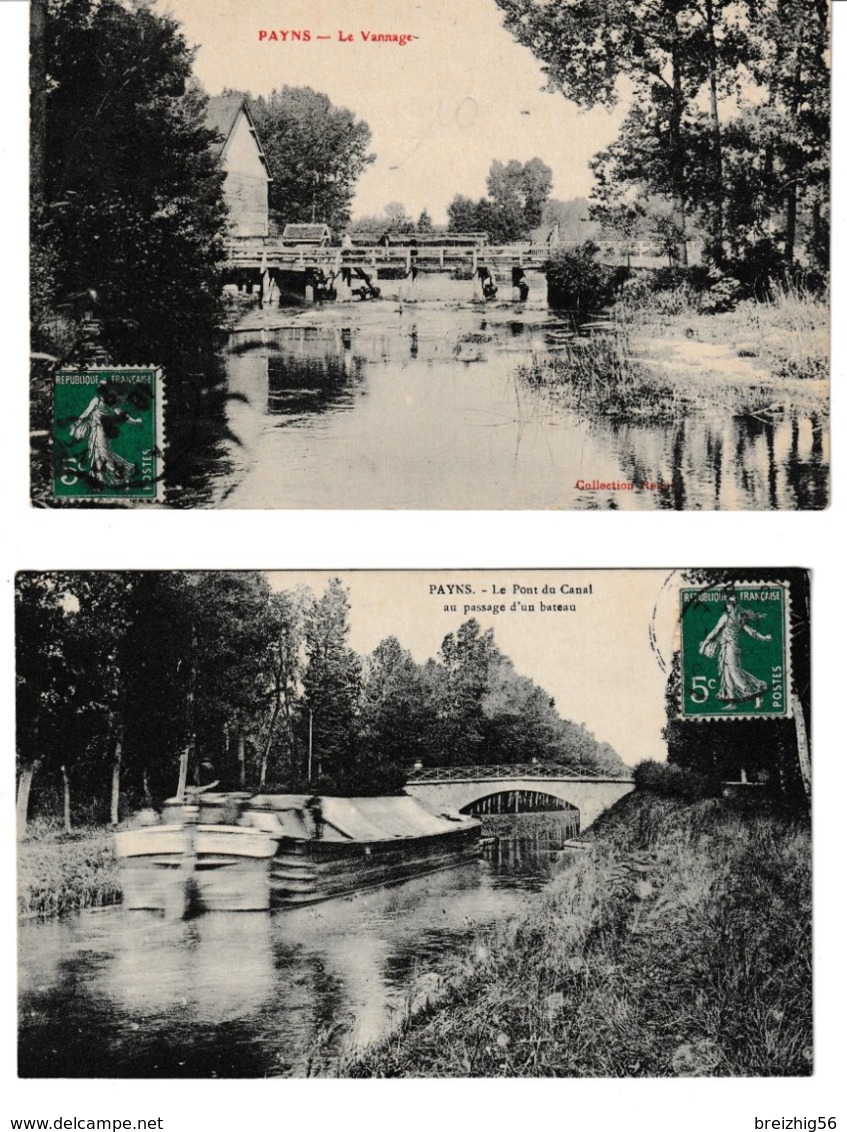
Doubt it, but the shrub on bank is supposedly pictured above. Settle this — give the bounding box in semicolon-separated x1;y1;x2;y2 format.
545;242;614;314
632;759;721;800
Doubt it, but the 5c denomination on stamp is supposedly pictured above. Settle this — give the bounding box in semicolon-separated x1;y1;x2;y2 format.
53;367;164;502
680;583;791;719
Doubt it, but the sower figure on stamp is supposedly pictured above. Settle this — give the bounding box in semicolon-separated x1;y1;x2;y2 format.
698;592;773;710
70;384;141;486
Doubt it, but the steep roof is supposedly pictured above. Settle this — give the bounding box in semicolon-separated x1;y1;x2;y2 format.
205;94;272;180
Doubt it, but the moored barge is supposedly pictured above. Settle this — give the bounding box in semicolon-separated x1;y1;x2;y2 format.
114;795;279;913
115;792;481;913
249;794;481;906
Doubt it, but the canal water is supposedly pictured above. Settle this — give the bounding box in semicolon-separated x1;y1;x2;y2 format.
18;814;575;1078
169;275;827;510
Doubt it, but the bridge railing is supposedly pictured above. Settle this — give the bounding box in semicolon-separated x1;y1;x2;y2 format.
223;239;666;271
406;763;633;783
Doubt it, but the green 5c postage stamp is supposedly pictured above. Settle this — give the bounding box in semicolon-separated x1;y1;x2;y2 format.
680;584;791;719
53;368;164;501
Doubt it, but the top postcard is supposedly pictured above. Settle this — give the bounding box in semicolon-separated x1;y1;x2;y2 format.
30;0;830;509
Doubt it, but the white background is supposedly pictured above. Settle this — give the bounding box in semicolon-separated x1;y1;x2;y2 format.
1;0;843;1126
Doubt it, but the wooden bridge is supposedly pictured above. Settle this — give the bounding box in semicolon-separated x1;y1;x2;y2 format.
405;764;634;831
224;238;664;276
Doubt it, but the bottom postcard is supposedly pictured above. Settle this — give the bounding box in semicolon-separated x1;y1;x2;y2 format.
15;568;811;1078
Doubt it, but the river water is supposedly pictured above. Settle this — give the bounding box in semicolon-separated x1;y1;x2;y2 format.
18;815;574;1078
168;275;827;510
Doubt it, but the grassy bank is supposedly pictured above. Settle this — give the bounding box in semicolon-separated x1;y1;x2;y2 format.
17;825;121;918
347;792;811;1077
521;286;828;424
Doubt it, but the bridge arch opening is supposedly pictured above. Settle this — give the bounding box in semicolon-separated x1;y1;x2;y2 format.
459;790;579;820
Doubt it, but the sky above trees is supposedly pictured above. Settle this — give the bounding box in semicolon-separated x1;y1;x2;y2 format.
267;570;679;764
151;0;624;223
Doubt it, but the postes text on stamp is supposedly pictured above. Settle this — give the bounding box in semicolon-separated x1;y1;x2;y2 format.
680;583;790;719
53;367;164;501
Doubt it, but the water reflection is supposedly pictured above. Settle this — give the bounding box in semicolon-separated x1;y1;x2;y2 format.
19;816;573;1078
169;284;826;509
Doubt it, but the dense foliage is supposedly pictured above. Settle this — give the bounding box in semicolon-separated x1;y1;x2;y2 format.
249;86;375;232
448;158;554;243
495;0;829;280
15;574;626;833
544;242;616;313
632;760;720;800
33;0;228;369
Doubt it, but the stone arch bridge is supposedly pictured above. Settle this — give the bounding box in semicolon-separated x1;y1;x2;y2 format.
405;764;634;831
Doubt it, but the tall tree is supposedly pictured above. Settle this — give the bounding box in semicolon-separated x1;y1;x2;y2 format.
250;87;374;231
496;0;828;272
447;194;480;235
429;620;503;764
15;572;139;834
487;158;553;234
258;588;307;789
300;579;362;790
494;0;739;263
39;0;228;368
354;637;428;793
190;572;276;789
738;0;830;267
448;159;553;242
16;574;75;837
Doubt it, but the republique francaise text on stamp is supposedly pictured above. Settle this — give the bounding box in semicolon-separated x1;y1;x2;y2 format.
52;367;164;502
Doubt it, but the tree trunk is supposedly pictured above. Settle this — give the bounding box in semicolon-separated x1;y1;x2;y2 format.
177;621;197;802
61;764;72;834
784;43;805;265
704;0;725;266
110;730;124;826
670;27;689;266
177;743;190;802
30;0;47;210
792;692;811;804
238;726;246;789
259;700;282;788
16;760;41;840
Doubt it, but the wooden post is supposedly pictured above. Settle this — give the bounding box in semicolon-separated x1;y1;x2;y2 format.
176;743;190;803
440;247;445;268
61;764;72;833
110;729;123;826
307;709;313;784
